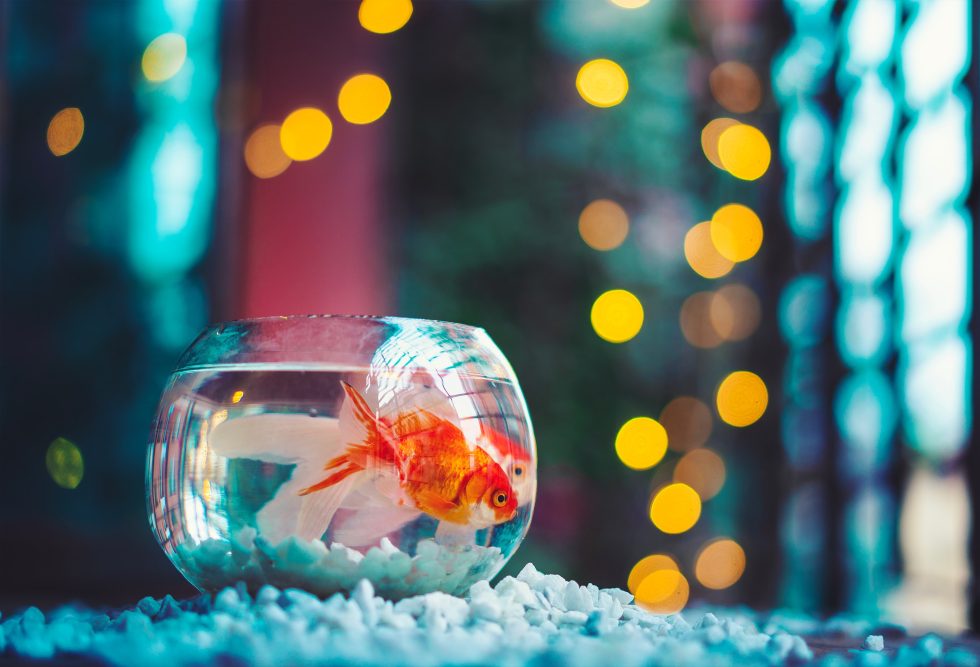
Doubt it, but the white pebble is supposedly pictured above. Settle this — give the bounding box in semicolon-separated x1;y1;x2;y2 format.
864;634;884;652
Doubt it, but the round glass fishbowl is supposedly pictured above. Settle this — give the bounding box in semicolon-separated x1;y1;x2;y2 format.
146;316;536;598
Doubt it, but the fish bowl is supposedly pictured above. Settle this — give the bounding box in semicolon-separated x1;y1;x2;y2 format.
146;315;536;598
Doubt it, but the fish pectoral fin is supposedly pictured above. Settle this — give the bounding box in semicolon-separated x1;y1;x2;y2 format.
415;489;460;514
434;521;476;546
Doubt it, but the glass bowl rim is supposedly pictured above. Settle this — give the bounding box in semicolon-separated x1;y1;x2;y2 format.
212;313;483;332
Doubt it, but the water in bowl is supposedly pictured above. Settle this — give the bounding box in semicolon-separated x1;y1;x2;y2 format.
147;365;535;598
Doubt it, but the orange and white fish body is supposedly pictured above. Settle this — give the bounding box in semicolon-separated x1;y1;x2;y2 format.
300;382;519;530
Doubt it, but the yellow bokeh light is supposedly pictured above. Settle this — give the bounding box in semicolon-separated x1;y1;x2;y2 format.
660;396;712;452
359;0;413;34
709;61;763;114
695;538;746;590
673;448;726;500
591;289;644;343
635;569;690;615
680;291;726;349
615;417;668;470
576;59;629;108
649;482;701;534
244;124;292;179
46;107;84;157
280;108;333;161
710;204;763;263
231;390;244;404
711;284;761;342
700;118;740;170
718;124;771;181
579;199;629;251
716;370;768;427
46;437;84;490
684;222;734;279
141;33;187;83
627;553;679;593
338;74;392;125
610;0;650;7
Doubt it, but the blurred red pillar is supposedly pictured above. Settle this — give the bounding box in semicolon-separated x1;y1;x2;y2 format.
237;0;390;318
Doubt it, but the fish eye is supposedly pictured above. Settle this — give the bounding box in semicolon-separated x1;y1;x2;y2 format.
514;466;524;476
493;492;509;507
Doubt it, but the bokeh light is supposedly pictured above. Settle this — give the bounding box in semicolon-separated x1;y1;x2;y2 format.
701;117;740;169
680;291;725;348
649;483;701;534
610;0;650;7
684;222;734;279
578;199;629;251
694;538;746;590
711;284;761;341
46;107;84;156
358;0;413;34
716;371;768;427
710;204;763;262
635;569;690;614
338;74;392;125
709;61;763;114
615;417;668;470
244;124;292;179
141;33;187;83
280;108;333;161
627;554;679;593
591;289;644;343
46;437;84;490
718;124;771;181
673;448;726;500
660;397;712;452
576;59;629;108
231;390;244;404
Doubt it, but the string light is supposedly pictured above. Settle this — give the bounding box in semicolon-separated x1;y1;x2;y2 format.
358;0;413;34
338;74;392;125
141;33;187;83
711;284;761;341
46;437;84;489
710;204;763;263
680;291;726;348
627;554;679;593
718;124;771;181
47;107;84;156
576;59;629;108
244;124;292;178
615;417;668;470
660;396;712;452
673;448;726;500
591;289;644;343
635;569;689;614
695;538;746;590
684;222;734;279
609;0;650;7
280;108;333;161
716;371;768;427
578;199;629;251
700;118;740;169
649;482;701;534
709;61;763;114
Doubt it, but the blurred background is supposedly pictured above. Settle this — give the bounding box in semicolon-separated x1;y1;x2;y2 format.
0;0;976;635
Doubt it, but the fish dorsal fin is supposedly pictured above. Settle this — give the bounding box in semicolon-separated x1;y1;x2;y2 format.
378;382;461;429
387;408;464;442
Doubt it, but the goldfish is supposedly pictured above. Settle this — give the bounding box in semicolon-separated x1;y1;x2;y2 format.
211;380;522;545
301;382;518;529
